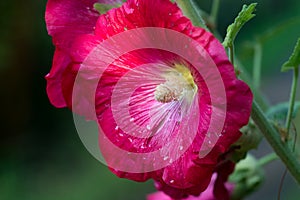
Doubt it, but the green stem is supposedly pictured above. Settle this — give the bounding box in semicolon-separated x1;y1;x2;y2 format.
176;0;207;29
228;45;236;72
210;0;220;26
253;42;262;89
251;100;300;185
258;18;300;44
236;59;270;111
257;153;278;167
286;68;299;134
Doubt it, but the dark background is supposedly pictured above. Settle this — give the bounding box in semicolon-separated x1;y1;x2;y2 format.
0;0;299;199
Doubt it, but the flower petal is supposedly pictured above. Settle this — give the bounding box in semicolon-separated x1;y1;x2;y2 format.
148;173;235;200
45;0;120;107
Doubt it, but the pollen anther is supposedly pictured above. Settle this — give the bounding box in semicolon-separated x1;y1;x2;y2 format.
154;64;196;103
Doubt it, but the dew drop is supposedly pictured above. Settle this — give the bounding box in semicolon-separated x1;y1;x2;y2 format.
163;156;169;161
170;180;174;183
115;126;119;130
146;125;151;130
128;138;133;142
179;146;183;151
119;133;124;137
130;117;135;122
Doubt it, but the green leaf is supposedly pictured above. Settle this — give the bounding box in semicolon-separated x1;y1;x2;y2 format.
229;154;264;199
236;121;263;151
282;38;300;72
223;3;257;47
176;0;208;29
93;3;117;15
267;101;300;123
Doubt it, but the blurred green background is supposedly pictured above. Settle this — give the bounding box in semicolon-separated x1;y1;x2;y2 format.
0;0;299;199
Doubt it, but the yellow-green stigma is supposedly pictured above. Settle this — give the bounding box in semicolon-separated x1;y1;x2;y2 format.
154;64;197;103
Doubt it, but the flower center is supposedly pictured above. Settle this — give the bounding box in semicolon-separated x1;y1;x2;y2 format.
154;64;197;103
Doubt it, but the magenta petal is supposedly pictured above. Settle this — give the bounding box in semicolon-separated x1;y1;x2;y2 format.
213;161;235;200
148;173;235;200
147;191;172;200
45;48;70;107
46;0;109;49
94;0;191;39
60;34;102;110
45;0;120;107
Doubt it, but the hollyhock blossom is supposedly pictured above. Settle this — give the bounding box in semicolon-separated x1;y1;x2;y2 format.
45;0;253;199
147;174;234;200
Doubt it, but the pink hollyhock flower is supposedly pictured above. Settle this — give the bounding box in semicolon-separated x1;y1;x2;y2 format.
45;0;121;107
45;0;253;199
147;173;235;200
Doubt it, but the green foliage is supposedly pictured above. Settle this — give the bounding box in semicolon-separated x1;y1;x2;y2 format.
282;38;300;71
236;121;262;151
223;3;257;48
229;154;264;200
267;102;300;140
267;102;300;122
176;0;207;29
93;3;118;15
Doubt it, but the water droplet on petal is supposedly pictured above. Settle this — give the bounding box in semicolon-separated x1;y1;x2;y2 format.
163;156;169;161
170;180;174;183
